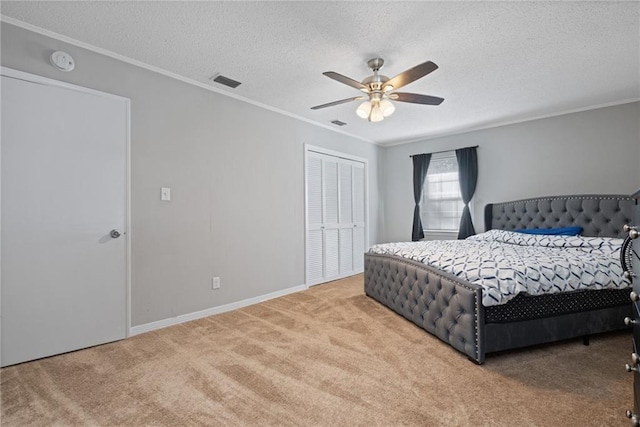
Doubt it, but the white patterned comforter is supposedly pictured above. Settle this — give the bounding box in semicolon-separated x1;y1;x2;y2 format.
368;230;629;307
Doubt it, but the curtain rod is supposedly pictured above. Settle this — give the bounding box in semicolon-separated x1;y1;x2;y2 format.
409;145;479;158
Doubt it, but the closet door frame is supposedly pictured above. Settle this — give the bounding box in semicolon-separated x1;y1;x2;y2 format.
304;144;369;286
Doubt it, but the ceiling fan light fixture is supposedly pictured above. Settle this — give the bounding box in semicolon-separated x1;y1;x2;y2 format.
311;58;443;124
369;102;384;122
356;101;372;119
379;99;395;117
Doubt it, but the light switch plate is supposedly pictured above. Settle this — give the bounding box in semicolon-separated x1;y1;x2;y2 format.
161;187;171;201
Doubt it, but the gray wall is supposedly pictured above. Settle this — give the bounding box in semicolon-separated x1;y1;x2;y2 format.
0;23;382;326
381;102;640;243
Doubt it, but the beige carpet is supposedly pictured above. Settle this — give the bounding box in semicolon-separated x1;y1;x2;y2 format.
0;274;632;426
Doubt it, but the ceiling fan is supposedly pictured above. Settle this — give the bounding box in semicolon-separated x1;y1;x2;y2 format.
311;58;444;123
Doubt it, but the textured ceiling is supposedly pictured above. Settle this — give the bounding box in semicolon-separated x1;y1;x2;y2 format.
1;1;639;146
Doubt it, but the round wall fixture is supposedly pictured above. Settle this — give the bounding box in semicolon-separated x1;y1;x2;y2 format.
50;51;75;72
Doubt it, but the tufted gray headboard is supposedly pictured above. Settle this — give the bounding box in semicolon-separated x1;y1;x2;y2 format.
484;195;634;238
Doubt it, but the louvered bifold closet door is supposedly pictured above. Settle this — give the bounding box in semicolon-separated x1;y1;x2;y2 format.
306;150;367;286
352;163;366;272
323;160;340;279
306;155;324;284
339;162;354;274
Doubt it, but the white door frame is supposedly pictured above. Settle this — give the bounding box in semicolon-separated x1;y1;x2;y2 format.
304;144;369;286
0;66;132;340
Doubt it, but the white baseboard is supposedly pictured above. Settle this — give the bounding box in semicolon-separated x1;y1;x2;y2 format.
129;283;308;336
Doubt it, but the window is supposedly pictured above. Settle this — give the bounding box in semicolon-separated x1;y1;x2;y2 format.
421;152;464;231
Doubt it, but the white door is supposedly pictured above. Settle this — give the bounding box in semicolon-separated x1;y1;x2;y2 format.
305;148;366;286
1;69;129;367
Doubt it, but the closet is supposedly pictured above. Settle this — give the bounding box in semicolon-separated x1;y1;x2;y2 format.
306;148;366;286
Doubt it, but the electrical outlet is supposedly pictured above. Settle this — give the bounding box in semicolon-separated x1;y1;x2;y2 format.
212;277;221;290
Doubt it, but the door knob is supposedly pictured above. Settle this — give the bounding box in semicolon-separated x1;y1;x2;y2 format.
110;229;121;239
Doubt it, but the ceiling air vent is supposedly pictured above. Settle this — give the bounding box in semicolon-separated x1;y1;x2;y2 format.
210;74;242;88
331;120;347;126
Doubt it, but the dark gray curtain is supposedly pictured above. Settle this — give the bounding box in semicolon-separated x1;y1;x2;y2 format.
455;147;478;239
411;154;431;241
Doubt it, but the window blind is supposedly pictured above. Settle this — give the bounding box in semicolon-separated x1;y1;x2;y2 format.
421;152;464;231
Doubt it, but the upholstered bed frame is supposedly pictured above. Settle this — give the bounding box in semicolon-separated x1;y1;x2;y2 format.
364;195;634;364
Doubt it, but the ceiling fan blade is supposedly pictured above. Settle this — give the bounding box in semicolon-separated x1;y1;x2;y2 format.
311;96;364;110
390;92;444;105
323;72;369;92
383;61;438;91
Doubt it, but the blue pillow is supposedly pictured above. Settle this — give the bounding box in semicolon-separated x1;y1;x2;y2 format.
513;226;583;236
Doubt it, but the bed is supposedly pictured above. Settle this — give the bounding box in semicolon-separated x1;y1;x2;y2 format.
364;195;634;364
